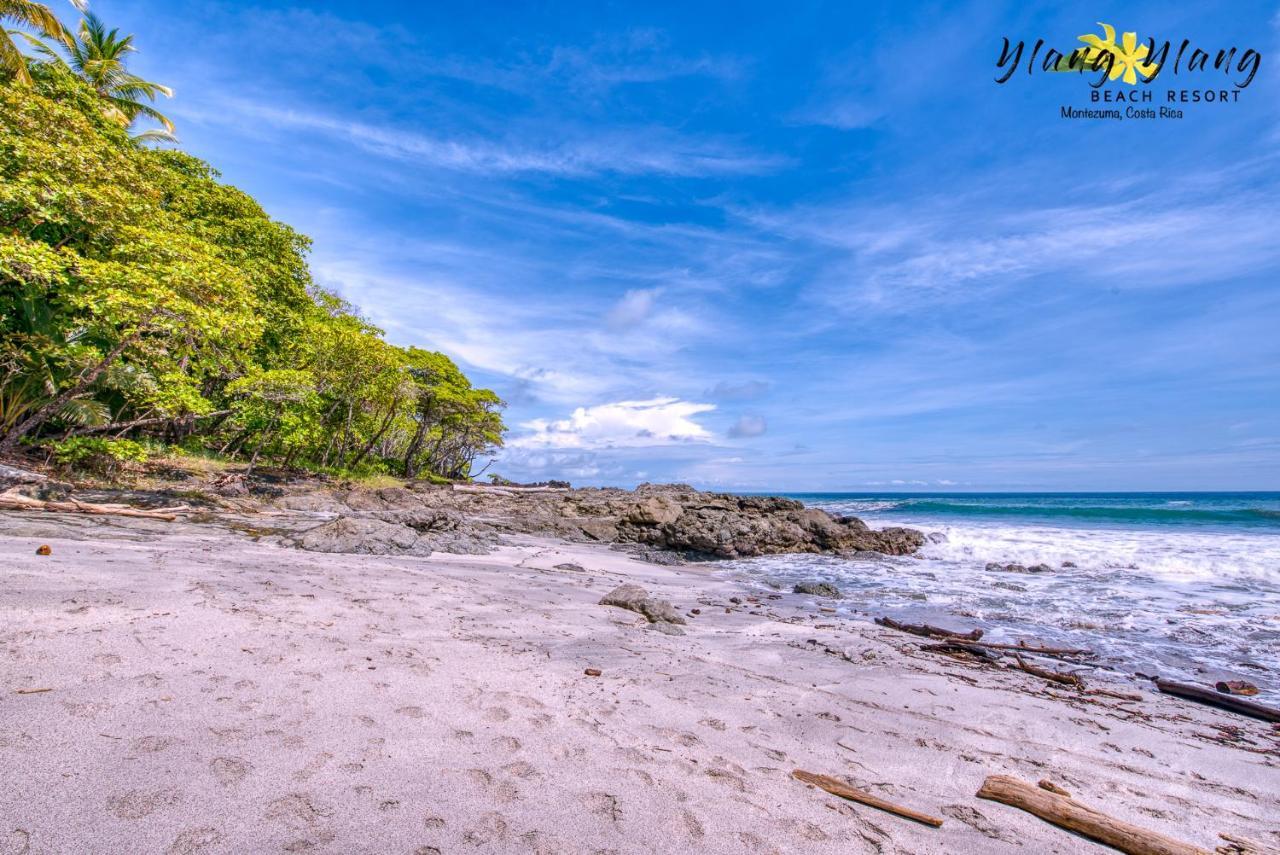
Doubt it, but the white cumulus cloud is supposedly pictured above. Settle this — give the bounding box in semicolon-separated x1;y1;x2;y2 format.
511;397;716;449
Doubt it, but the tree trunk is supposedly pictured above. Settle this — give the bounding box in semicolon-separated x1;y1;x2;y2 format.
348;395;400;471
244;415;277;477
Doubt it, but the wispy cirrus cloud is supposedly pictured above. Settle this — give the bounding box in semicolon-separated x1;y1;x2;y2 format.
194;97;784;178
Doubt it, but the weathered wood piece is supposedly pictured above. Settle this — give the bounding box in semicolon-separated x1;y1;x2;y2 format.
1155;680;1280;723
792;769;943;828
0;489;184;521
977;774;1210;855
1012;654;1085;688
875;615;982;641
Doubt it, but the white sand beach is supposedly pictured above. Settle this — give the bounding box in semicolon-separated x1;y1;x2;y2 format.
1;512;1277;854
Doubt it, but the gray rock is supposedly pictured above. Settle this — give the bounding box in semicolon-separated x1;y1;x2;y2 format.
270;481;925;562
1027;563;1052;574
792;581;842;599
292;516;428;556
554;562;585;572
598;584;686;627
0;463;46;488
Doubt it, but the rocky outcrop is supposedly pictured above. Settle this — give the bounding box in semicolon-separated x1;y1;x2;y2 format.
292;514;494;557
278;481;923;562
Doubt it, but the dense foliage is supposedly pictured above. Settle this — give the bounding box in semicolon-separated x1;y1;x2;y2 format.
0;63;505;478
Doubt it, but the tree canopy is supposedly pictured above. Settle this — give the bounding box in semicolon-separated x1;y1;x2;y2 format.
0;61;505;479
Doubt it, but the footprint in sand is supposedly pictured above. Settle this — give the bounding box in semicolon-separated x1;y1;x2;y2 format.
491;736;521;753
263;793;333;830
211;756;251;785
395;706;425;719
582;792;622;823
500;761;538;780
3;829;30;855
107;789;182;820
483;707;511;723
462;812;509;845
131;735;176;754
165;827;222;855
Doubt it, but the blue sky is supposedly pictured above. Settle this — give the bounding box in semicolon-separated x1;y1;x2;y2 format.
67;1;1280;489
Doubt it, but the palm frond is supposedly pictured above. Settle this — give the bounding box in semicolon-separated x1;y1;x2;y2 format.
57;396;110;427
132;126;177;144
0;30;34;85
1;1;75;49
115;97;174;132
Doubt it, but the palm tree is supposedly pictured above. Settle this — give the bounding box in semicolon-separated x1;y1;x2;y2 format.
0;0;84;85
39;12;175;141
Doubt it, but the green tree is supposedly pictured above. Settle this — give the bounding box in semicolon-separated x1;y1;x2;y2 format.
1;61;505;477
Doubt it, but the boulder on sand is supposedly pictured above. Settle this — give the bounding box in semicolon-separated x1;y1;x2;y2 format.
599;584;686;633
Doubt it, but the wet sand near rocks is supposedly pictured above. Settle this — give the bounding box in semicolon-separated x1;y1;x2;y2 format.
1;511;1277;854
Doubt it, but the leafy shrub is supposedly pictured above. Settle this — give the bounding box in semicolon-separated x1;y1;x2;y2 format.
50;436;148;476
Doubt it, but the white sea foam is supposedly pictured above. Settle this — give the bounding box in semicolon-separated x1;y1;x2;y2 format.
722;517;1280;699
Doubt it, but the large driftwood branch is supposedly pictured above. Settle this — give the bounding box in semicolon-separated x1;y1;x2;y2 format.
0;490;186;521
792;769;943;828
875;615;982;642
1155;680;1280;723
960;640;1093;656
977;774;1209;855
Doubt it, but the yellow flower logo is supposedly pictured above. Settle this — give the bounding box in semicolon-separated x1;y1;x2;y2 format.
1077;22;1159;84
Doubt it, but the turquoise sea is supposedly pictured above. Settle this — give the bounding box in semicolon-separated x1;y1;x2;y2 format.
724;492;1280;700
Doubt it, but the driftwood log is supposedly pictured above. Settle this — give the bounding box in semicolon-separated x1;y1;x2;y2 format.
921;641;1001;661
1155;680;1280;723
961;640;1093;657
792;769;943;827
977;774;1210;855
1012;654;1086;688
875;616;982;642
0;490;185;522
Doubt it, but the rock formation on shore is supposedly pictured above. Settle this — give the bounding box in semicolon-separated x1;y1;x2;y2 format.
278;482;924;560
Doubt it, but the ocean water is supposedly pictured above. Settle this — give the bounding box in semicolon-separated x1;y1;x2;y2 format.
721;493;1280;700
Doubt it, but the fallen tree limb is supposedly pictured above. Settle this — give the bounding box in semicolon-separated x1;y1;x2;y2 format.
1155;680;1280;723
961;640;1093;657
1013;654;1085;688
0;490;185;522
875;615;982;642
977;774;1210;855
66;409;231;438
792;769;943;828
921;641;1001;662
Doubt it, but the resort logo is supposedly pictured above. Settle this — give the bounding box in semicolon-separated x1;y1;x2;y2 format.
995;22;1262;121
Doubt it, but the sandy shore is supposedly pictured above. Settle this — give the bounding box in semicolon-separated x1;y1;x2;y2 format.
1;510;1277;854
